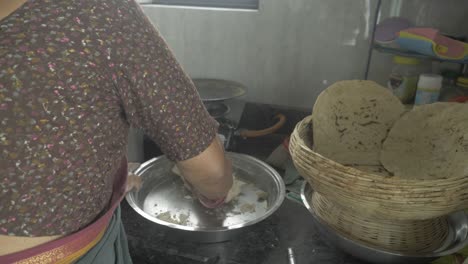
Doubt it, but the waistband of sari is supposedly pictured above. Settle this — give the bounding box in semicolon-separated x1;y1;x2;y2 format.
1;157;128;264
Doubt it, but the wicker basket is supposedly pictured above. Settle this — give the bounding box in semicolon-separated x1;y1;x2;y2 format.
290;115;468;220
311;192;449;253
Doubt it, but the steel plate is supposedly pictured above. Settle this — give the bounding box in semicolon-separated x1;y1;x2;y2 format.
193;79;246;102
300;182;468;264
126;152;285;242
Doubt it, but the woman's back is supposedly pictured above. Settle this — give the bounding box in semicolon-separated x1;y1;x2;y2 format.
1;0;217;238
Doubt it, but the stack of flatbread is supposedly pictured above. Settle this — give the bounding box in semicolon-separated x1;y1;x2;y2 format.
312;80;468;180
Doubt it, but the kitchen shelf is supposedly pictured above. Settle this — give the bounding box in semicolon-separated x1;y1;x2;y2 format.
373;44;468;64
364;0;468;79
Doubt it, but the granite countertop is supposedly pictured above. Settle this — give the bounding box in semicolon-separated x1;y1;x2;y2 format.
121;135;364;264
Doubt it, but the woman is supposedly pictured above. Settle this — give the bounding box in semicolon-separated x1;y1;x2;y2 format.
0;0;233;263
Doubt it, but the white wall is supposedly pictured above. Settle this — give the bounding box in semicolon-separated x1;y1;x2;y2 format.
141;0;468;109
142;0;378;109
128;0;468;162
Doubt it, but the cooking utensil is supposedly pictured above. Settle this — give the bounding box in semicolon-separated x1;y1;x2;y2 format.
126;152;285;243
237;113;286;138
311;191;449;253
194;78;286;149
221;113;287;150
300;182;468;264
204;102;230;119
194;79;246;102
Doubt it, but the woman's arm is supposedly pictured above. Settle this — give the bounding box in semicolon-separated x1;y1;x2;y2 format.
176;137;233;201
111;1;232;204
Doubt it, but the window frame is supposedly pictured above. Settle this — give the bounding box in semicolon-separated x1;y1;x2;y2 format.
138;0;259;10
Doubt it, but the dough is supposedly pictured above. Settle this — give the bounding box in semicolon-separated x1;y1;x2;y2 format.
225;176;245;202
312;80;405;165
240;203;256;213
156;211;190;225
381;102;468;179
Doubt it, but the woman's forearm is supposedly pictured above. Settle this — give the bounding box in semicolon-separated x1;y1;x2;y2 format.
176;137;233;201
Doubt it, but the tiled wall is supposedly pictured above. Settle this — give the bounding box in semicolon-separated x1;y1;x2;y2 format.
140;0;468;109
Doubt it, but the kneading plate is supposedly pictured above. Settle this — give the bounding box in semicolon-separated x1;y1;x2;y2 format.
126;153;285;232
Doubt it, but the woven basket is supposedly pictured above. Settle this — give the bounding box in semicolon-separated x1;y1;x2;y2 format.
311;192;449;253
290;115;468;220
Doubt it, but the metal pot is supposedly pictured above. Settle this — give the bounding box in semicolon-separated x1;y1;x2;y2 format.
126;152;285;243
301;182;468;264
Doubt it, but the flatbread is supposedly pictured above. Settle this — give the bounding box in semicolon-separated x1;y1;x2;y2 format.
381;102;468;179
313;80;405;165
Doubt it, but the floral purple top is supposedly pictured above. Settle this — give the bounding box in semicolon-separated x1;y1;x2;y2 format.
0;0;218;236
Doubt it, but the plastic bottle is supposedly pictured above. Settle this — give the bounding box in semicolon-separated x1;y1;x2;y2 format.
387;56;428;104
414;74;443;105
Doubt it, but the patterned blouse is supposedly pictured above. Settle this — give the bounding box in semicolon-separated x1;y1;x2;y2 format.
0;0;218;236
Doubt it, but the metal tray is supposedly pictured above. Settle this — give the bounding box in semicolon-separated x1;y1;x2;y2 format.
193;79;246;102
126;152;285;243
301;182;468;264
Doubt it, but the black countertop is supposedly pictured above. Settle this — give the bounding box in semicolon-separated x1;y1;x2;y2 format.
121;135;364;264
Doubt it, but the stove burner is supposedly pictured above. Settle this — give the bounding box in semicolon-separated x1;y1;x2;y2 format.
203;99;245;151
205;102;230;119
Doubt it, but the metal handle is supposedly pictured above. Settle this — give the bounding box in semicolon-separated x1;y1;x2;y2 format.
238;113;287;138
288;247;296;264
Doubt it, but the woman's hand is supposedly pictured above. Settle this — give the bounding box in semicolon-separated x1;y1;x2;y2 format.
176;138;233;207
197;195;226;209
173;163;228;209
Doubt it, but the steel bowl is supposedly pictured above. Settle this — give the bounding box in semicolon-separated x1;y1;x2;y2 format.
300;182;468;264
126;152;285;243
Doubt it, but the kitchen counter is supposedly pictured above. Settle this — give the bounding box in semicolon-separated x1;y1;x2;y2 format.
121;135;364;264
121;197;362;264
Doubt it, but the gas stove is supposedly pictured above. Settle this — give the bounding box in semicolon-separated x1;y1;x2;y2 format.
194;78;247;151
204;99;246;151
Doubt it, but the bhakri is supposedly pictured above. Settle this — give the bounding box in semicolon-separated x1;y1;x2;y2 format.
313;80;405;165
381;102;468;179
